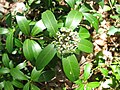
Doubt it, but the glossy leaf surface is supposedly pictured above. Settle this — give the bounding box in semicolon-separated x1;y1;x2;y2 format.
42;10;58;36
62;54;80;81
12;80;24;88
83;13;98;31
36;44;56;70
6;32;13;53
78;39;93;53
31;20;46;36
83;63;91;81
2;53;10;67
65;0;76;8
16;15;30;35
10;68;28;80
79;26;90;38
65;10;82;30
87;82;100;88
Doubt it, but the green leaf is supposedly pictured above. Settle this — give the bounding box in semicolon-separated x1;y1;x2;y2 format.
6;13;12;27
36;44;56;70
39;70;55;82
107;26;120;35
0;28;9;34
0;68;10;74
83;13;98;31
42;10;58;36
16;15;30;35
4;81;14;90
23;82;30;90
87;82;100;88
79;26;90;38
12;80;24;88
31;40;42;60
86;86;92;90
16;61;27;69
31;67;42;82
10;68;28;80
2;53;10;67
100;68;108;76
31;84;40;90
78;39;93;53
62;54;80;81
83;63;91;81
65;0;76;8
15;38;23;48
23;39;34;61
6;32;13;53
79;4;91;13
23;39;41;61
65;10;82;30
31;20;46;36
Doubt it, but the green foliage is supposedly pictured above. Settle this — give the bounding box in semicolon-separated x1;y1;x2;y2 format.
0;0;110;89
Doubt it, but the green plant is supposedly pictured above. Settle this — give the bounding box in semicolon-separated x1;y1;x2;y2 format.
0;0;100;89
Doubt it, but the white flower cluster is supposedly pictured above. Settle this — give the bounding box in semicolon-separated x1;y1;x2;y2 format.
53;27;80;55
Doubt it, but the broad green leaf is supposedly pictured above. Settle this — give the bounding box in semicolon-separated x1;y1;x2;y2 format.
9;61;14;69
79;26;90;38
4;81;14;90
78;39;93;53
16;15;30;35
39;70;55;82
31;20;46;36
0;68;10;74
31;67;42;82
6;32;13;53
42;10;58;36
0;28;9;34
16;61;27;70
31;84;40;90
12;80;24;88
100;68;108;76
107;26;120;35
2;53;10;67
65;10;82;30
87;82;100;88
15;38;23;48
23;39;34;61
36;44;56;70
31;40;42;60
62;54;80;81
23;39;42;61
83;63;91;81
23;82;30;90
10;68;28;80
65;0;76;8
83;13;98;31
